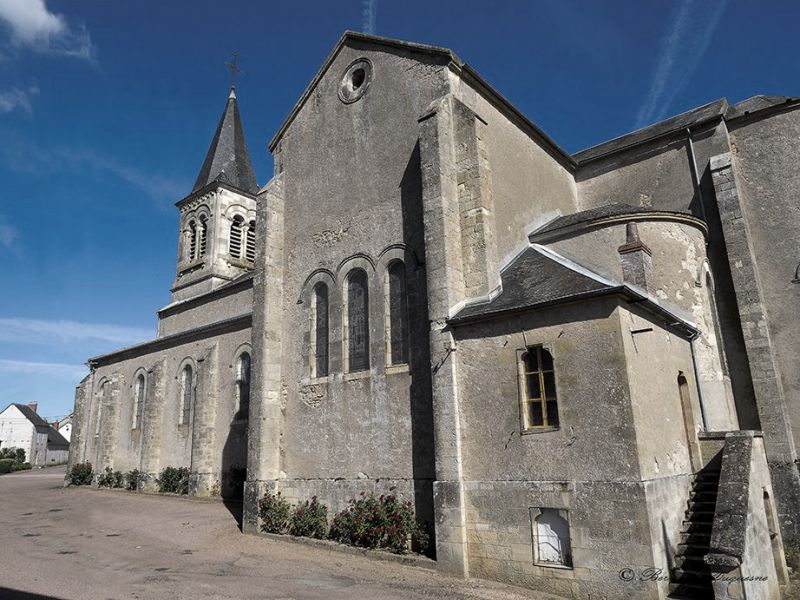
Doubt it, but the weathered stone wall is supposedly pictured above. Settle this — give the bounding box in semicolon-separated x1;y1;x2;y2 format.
158;280;252;337
84;323;251;494
575;124;758;431
258;40;448;534
728;108;800;461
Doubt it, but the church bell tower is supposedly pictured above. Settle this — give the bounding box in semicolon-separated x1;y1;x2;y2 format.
170;84;259;302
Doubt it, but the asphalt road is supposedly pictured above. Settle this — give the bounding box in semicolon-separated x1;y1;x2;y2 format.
0;467;548;600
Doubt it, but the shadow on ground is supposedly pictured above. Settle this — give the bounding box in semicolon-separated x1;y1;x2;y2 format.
0;588;67;600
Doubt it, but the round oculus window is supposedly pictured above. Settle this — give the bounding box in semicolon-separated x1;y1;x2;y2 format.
338;59;373;104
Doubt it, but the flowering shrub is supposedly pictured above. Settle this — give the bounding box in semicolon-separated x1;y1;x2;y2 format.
329;488;428;554
97;467;125;488
258;490;292;534
289;496;328;539
67;462;94;486
124;469;140;491
157;466;190;495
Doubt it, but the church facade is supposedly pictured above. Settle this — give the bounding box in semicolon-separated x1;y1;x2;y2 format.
69;32;800;599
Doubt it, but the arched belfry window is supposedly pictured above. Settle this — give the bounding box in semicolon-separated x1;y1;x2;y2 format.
180;364;194;425
133;372;145;430
386;262;409;365
236;352;251;419
311;283;329;378
345;269;370;372
188;220;198;261
229;215;244;259
198;215;208;258
246;220;256;262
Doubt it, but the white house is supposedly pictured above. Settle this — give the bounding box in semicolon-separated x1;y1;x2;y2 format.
56;414;73;442
0;403;70;466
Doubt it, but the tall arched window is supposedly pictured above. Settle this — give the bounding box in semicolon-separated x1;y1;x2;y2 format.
198;215;208;257
96;381;109;436
704;271;728;376
180;365;193;425
346;269;370;372
311;283;329;378
386;262;409;365
236;353;251;419
188;220;198;261
133;373;145;430
229;215;244;259
246;220;256;262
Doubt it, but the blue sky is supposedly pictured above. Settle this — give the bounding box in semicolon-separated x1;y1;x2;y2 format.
0;0;797;422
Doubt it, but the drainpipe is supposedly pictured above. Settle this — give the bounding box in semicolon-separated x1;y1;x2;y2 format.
690;331;709;431
686;128;708;227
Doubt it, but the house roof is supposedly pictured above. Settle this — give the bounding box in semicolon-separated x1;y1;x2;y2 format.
4;403;50;428
450;244;696;338
47;426;69;449
192;87;258;195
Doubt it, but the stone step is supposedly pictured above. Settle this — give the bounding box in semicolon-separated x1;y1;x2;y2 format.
668;581;714;599
676;542;709;557
679;531;711;546
673;554;709;570
681;519;713;533
687;500;717;512
684;510;715;522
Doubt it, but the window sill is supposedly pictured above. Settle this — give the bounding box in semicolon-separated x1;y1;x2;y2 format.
344;370;371;381
385;363;409;375
534;562;573;570
521;427;560;436
307;375;331;385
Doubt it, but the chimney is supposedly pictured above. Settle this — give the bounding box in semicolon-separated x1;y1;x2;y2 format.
618;222;653;291
28;402;38;414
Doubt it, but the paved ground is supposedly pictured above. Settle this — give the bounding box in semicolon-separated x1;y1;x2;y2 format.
0;467;549;600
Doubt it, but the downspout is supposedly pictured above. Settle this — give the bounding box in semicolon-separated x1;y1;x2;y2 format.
690;331;709;431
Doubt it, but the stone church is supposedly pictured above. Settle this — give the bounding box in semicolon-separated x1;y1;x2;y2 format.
69;32;800;599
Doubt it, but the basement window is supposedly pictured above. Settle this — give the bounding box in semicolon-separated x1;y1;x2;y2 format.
531;508;572;568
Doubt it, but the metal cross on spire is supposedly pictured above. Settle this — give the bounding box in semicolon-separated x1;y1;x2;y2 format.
225;51;243;89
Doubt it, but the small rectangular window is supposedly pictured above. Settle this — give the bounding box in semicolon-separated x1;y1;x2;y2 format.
519;346;559;430
531;508;572;568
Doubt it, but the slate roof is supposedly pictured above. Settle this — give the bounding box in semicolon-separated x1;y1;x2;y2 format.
532;204;659;236
452;246;614;323
47;426;69;449
192;88;258;195
10;403;50;428
450;245;696;337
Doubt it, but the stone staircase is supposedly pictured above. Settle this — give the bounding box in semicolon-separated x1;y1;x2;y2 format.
668;468;720;599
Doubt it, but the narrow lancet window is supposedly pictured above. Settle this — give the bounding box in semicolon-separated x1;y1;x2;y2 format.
236;352;251;419
346;270;369;372
387;262;409;365
199;215;208;257
188;220;198;261
180;365;193;425
230;215;244;259
133;373;145;430
311;283;329;378
246;220;256;262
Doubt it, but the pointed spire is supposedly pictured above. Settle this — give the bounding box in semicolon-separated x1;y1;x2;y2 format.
192;89;257;195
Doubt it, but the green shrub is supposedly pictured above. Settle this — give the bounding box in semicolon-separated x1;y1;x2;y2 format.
10;462;32;472
157;466;190;495
67;462;94;486
289;496;328;539
124;469;140;492
0;447;25;464
0;459;13;474
329;488;428;554
97;467;125;489
258;490;292;534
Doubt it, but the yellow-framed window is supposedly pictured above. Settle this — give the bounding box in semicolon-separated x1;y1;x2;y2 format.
521;346;559;429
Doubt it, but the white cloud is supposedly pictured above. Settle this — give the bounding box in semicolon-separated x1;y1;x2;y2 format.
0;85;38;115
0;358;88;379
0;215;19;248
0;318;153;346
635;0;728;129
0;0;94;60
362;0;377;35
